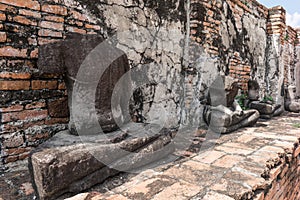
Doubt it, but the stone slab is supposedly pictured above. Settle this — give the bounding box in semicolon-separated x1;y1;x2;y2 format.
29;123;174;200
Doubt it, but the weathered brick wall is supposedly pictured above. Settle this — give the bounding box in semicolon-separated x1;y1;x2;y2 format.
253;141;300;200
0;0;189;168
296;29;300;97
266;6;299;103
283;27;297;86
190;0;299;98
0;0;299;169
0;0;102;167
228;52;251;91
190;0;269;93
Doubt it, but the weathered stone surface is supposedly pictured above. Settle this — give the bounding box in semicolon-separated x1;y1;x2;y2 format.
29;123;173;200
204;76;259;133
66;113;300;200
248;80;283;118
38;33;131;135
249;101;283;118
249;101;274;115
285;86;300;113
285;101;300;113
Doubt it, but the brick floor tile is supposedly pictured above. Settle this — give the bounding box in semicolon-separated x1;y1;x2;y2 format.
202;191;235;200
193;150;226;164
152;181;202;200
212;155;244;168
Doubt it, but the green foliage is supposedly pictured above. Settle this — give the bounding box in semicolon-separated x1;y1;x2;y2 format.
285;34;289;41
235;94;248;110
242;1;249;7
292;123;300;128
262;95;274;103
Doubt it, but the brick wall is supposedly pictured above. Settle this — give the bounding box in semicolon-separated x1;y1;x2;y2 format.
254;141;300;200
191;0;299;95
0;0;102;167
190;0;269;93
228;52;251;91
0;0;299;168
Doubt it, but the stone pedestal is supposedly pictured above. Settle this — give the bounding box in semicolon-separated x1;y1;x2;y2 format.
29;123;174;200
249;101;283;119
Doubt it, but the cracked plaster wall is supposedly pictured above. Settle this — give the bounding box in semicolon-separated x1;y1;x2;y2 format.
73;0;188;128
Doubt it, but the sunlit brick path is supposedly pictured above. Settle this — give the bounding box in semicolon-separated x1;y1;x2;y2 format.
1;112;300;200
67;112;300;200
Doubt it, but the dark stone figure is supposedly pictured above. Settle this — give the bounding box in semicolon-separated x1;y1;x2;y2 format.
203;76;259;134
38;33;131;135
247;80;283;119
33;33;175;200
284;86;300;113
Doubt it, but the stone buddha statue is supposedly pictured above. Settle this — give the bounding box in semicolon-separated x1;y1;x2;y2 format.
284;85;300;113
203;76;259;134
38;33;131;135
247;80;283;119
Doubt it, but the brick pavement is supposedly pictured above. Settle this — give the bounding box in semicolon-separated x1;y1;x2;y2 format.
0;113;299;200
66;112;300;200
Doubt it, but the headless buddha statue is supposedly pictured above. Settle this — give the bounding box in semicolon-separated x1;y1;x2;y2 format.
203;76;259;134
247;80;283;119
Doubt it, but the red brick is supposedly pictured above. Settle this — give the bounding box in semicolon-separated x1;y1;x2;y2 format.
39;20;63;31
31;80;57;90
0;0;40;11
38;37;59;45
85;24;101;30
19;151;30;160
5;147;31;156
66;26;86;34
2;123;21;133
38;29;63;38
23;120;45;130
30;48;38;58
2;120;45;133
58;81;66;90
2;109;48;123
293;146;300;157
26;132;50;142
45;117;69;125
0;72;31;79
0;31;6;42
41;4;67;16
44;15;64;23
5;156;18;163
69;10;88;21
0;12;6;21
0;80;30;90
0;104;23;112
269;165;282;180
0;46;27;58
19;9;41;18
25;101;46;109
38;73;60;78
3;134;24;148
0;3;14;12
66;19;83;27
48;97;69;117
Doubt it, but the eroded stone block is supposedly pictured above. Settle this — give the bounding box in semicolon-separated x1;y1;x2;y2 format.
29;123;174;200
